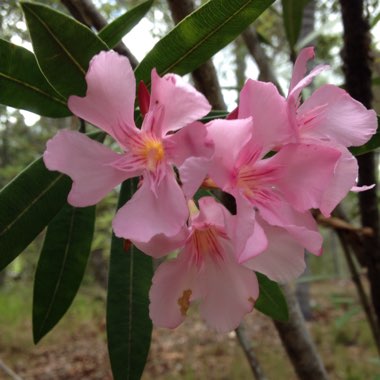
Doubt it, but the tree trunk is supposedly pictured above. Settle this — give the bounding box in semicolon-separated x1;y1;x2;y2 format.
339;0;380;331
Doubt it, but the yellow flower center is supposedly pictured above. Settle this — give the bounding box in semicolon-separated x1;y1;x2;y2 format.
141;137;165;171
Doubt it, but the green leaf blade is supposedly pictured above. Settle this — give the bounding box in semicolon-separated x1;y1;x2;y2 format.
135;0;275;83
0;39;70;117
107;179;153;380
255;272;289;321
33;204;96;343
21;1;108;97
98;0;153;48
0;158;71;271
281;0;307;51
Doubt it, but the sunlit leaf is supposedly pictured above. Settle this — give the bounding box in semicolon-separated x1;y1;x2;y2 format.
0;39;70;117
98;0;153;48
21;1;107;98
255;272;289;321
33;204;96;343
107;179;153;380
135;0;275;83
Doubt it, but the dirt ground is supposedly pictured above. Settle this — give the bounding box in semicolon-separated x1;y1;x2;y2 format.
0;279;379;380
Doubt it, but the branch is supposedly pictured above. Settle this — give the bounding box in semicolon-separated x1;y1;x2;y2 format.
0;358;24;380
60;0;139;68
166;0;226;110
242;26;283;95
273;284;329;380
235;322;268;380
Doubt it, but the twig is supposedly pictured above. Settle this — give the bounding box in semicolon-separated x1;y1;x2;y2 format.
0;359;24;380
242;26;284;95
316;211;373;237
336;229;380;354
60;0;138;67
235;322;268;380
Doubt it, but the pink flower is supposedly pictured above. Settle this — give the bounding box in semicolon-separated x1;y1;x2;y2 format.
147;197;263;333
43;51;213;244
238;47;377;215
207;118;341;257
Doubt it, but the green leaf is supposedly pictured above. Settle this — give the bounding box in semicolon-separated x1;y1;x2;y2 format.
0;159;70;271
107;179;153;380
135;0;275;83
281;0;308;51
33;204;96;343
350;116;380;156
0;131;104;271
255;272;289;321
98;0;153;48
21;1;108;98
0;39;70;117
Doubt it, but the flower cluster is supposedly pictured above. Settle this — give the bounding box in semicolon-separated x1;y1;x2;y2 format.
43;48;377;332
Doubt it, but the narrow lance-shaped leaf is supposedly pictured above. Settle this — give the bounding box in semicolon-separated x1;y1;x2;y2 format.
107;179;153;380
33;203;96;343
255;272;289;322
135;0;276;84
20;1;108;98
281;0;307;51
0;39;70;117
98;0;153;48
0;131;104;271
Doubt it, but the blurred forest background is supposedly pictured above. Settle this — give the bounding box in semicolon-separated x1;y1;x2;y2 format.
1;0;380;379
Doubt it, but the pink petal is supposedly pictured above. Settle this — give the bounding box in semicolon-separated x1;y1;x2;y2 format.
207;118;253;188
288;47;329;101
68;51;136;144
264;143;341;211
198;253;259;333
299;85;377;147
43;130;128;207
351;184;375;192
233;196;268;262
289;47;315;95
133;226;189;258
149;251;198;329
166;122;214;197
319;146;358;216
258;199;323;255
112;172;188;243
239;79;292;150
196;196;227;227
149;69;211;135
244;218;306;283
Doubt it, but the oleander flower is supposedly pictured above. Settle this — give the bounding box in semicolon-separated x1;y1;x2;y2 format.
43;51;214;244
147;197;264;333
238;47;377;215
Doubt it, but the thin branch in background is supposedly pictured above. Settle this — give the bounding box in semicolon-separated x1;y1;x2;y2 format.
60;0;139;68
0;358;24;380
241;26;283;95
336;228;380;354
166;0;226;110
273;284;330;380
332;205;380;352
235;321;268;380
